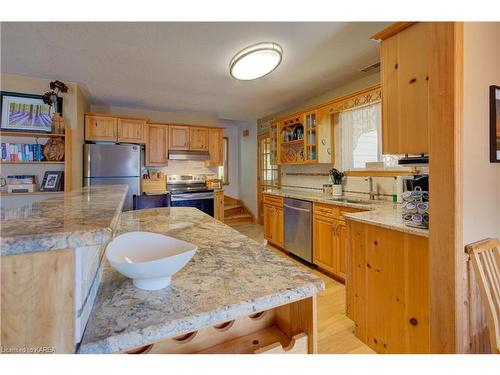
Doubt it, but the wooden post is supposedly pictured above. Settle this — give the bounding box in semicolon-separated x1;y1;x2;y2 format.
428;22;464;353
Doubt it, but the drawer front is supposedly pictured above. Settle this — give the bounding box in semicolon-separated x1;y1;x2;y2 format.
263;194;283;206
313;203;339;218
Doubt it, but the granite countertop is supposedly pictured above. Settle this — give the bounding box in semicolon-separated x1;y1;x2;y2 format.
78;207;324;354
0;185;128;256
263;188;428;237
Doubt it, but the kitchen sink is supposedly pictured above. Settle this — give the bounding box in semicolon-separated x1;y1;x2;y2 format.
329;197;374;205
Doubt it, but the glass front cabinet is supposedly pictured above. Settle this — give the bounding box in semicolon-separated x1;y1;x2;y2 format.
276;109;332;165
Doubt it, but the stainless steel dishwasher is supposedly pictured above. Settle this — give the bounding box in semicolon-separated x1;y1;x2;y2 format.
284;197;312;262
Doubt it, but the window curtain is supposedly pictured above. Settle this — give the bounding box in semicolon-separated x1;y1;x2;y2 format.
337;102;382;171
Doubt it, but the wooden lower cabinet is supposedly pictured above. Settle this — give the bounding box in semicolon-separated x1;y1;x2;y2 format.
313;215;336;273
263;204;284;247
312;214;345;279
214;191;224;222
337;223;347;277
346;220;429;353
272;206;284;246
263;195;284;247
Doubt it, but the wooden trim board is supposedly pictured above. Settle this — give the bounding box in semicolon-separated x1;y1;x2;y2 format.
428;22;464;353
371;22;417;41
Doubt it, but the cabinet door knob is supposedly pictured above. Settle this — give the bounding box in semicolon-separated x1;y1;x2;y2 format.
409;78;417;84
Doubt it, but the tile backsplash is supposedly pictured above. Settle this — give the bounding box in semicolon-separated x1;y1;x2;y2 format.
281;164;415;200
145;160;217;177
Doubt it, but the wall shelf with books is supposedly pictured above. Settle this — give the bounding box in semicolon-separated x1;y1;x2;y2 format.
0;128;72;193
0;131;66;138
0;161;65;164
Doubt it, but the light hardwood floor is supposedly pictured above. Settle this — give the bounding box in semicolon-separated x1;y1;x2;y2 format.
230;223;374;354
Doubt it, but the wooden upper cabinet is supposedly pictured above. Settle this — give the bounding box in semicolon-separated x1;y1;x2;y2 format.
85;115;117;141
379;22;430;154
189;127;209;151
169;126;190;150
117;118;146;143
145;124;168;166
207;128;223;167
316;108;334;164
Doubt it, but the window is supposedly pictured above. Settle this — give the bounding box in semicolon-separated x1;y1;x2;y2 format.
258;135;279;189
217;137;229;185
336;102;382;171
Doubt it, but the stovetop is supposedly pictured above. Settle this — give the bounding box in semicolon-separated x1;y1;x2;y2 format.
166;174;213;194
167;185;214;194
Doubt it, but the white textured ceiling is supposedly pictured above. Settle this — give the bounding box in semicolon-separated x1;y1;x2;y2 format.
1;22;388;120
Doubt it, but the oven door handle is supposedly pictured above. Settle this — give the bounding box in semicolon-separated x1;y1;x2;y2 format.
171;193;214;201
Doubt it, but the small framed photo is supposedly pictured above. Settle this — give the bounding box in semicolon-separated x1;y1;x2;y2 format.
40;171;64;191
1;91;63;133
490;85;500;163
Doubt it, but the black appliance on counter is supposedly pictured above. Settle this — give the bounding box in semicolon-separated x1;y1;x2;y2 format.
167;174;214;217
403;174;429;194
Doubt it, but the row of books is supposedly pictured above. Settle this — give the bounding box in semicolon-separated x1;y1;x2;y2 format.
1;143;44;162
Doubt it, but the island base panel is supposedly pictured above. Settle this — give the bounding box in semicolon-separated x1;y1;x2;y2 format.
1;249;75;354
124;296;317;354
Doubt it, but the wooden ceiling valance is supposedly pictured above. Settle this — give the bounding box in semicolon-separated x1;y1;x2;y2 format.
258;83;381;132
324;84;382;114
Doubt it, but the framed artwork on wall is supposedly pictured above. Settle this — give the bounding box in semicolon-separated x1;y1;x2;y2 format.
0;91;63;133
490;85;500;162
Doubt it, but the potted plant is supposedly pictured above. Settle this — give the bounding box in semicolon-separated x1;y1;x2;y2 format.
329;168;344;196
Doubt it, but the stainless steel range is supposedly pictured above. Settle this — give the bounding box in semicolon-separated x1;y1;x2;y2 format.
167;174;214;216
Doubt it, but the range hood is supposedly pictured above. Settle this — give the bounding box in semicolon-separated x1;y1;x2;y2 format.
168;150;210;161
398;154;429;166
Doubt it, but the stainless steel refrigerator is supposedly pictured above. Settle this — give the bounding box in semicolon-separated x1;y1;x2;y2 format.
83;143;142;211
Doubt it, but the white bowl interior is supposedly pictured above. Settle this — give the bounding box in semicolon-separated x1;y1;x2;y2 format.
105;231;197;290
106;231;196;264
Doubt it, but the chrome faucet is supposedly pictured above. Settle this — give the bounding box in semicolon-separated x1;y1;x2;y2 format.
365;177;376;200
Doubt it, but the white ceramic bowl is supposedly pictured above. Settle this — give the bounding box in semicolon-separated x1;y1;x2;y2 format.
106;231;197;290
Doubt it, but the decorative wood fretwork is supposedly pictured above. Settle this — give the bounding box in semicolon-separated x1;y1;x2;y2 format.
258;118;275;136
326;86;382;114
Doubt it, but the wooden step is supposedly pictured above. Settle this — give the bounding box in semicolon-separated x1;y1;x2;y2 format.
222;194;254;225
224;213;253;225
224;204;244;217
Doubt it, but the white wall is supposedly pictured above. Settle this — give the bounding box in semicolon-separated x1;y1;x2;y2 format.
260;72;380;122
218;120;240;199
238;121;258;216
463;22;500;245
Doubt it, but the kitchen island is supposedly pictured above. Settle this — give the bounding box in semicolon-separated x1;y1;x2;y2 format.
1;185;324;354
79;207;324;354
